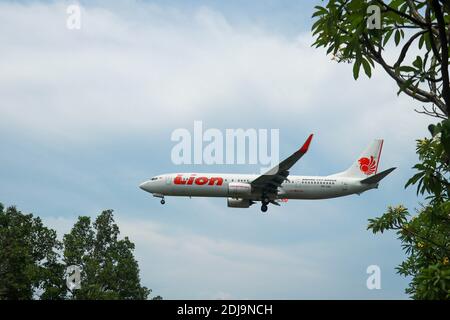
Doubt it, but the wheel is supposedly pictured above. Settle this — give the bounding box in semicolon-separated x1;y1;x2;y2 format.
262;197;270;205
261;204;268;213
160;199;165;205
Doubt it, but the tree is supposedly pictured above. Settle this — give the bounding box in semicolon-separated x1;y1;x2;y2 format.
63;210;151;300
0;203;64;299
0;203;157;300
312;1;450;299
367;126;450;299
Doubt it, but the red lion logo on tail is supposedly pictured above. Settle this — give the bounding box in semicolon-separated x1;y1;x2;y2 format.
358;156;377;175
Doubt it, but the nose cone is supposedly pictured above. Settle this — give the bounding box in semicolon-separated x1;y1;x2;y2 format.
139;181;151;192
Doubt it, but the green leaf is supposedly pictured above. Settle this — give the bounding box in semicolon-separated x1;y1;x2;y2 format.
361;58;372;77
405;172;425;189
394;29;401;45
413;56;422;70
418;34;425;49
428;124;439;136
353;58;361;80
383;29;394;46
312;5;328;18
398;66;416;73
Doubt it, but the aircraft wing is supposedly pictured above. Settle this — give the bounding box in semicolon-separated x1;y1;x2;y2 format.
251;134;313;194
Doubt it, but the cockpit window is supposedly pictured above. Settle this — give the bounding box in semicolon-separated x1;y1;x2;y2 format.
151;177;158;181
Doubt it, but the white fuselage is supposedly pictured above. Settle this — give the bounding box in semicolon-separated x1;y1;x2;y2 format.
139;173;377;200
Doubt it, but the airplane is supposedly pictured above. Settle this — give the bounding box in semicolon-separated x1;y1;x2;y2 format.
139;134;396;212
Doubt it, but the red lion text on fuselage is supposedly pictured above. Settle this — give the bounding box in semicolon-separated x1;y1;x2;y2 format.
173;174;224;186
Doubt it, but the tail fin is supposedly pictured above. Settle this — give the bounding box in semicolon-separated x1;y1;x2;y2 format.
334;139;384;179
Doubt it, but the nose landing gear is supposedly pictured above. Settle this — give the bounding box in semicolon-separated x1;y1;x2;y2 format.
261;204;268;213
153;194;165;205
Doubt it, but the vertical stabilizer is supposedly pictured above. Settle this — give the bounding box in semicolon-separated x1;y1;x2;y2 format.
333;139;384;179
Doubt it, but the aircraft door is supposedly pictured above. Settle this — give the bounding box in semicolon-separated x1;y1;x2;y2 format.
341;180;348;191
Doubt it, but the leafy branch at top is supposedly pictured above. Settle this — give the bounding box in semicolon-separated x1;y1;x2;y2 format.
312;0;450;118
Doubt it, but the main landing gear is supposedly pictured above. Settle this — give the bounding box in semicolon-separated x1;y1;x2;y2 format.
160;198;165;205
260;197;270;213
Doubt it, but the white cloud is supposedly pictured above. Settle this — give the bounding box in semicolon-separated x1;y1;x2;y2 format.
0;1;431;148
44;214;356;299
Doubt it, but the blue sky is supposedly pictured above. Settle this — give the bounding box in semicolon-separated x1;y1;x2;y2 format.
0;0;434;299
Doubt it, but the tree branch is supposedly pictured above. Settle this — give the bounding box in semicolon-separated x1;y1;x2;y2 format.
362;34;444;106
415;105;447;119
394;30;426;68
376;0;429;28
426;6;443;64
431;0;450;113
406;0;427;25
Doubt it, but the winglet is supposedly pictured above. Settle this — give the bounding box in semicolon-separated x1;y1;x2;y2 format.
299;134;314;153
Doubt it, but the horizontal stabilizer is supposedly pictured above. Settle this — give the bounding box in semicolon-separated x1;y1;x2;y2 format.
360;167;396;184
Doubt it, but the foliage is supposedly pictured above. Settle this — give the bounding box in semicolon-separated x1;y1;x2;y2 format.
63;210;151;299
312;0;449;118
0;204;155;300
0;204;64;299
312;1;450;299
367;121;450;299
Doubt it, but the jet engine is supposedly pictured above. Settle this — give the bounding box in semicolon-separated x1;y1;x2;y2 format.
227;198;253;208
228;182;252;198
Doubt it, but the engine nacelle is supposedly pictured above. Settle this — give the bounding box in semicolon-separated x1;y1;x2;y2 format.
227;198;252;208
228;182;252;198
